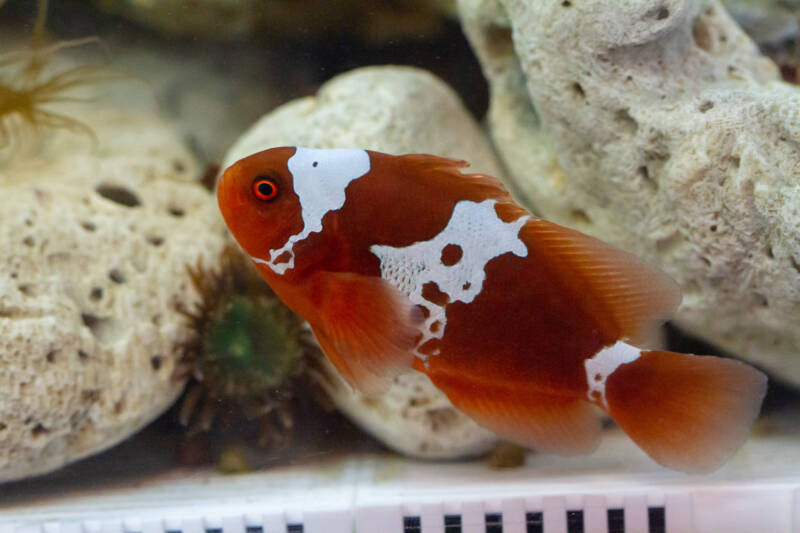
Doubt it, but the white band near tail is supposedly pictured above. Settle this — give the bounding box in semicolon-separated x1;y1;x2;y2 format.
584;341;641;408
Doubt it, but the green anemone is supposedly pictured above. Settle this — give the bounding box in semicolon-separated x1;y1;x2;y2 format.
203;295;302;400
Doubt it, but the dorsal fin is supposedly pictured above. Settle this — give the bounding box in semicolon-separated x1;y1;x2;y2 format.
508;208;681;345
394;153;511;201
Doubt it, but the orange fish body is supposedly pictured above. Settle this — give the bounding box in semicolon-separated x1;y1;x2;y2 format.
217;147;767;473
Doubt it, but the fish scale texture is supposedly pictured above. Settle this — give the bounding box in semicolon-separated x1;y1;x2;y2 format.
458;0;800;385
0;107;227;482
223;66;503;458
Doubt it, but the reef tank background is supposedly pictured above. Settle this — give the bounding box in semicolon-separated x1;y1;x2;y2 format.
3;1;800;531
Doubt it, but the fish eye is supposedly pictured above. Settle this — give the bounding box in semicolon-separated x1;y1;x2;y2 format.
252;176;279;202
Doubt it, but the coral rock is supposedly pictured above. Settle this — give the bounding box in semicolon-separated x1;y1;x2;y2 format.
0;108;228;482
459;0;800;384
223;66;501;458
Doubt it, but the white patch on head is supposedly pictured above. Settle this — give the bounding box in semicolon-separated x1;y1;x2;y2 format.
257;147;370;275
370;199;529;360
584;341;641;408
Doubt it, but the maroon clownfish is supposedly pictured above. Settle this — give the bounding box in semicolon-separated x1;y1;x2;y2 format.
217;146;767;473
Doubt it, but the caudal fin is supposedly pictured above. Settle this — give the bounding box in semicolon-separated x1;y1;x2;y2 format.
605;350;767;473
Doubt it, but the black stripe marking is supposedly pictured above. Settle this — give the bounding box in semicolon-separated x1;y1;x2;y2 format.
525;511;543;533
567;510;584;533
444;514;462;533
648;506;666;533
403;516;421;533
485;512;503;533
608;508;625;533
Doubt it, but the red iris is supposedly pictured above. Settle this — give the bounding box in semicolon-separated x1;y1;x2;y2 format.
252;177;278;201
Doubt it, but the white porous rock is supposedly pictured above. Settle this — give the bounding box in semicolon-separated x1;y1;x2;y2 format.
0;107;228;482
224;66;501;458
459;0;800;384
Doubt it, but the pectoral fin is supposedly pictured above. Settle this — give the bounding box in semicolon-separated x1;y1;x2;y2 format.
310;271;422;395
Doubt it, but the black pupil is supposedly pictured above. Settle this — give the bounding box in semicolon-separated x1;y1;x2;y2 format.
258;181;275;197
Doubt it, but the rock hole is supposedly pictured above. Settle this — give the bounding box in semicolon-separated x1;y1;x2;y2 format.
569;209;591;224
173;160;187;173
31;423;49;438
485;24;514;56
766;245;775;259
710;224;717;232
22;236;35;247
81;389;100;403
10;272;17;279
700;256;711;267
698;101;714;113
656;232;685;254
594;373;602;382
46;350;56;363
90;287;103;301
562;0;571;5
114;398;126;414
614;108;638;134
684;280;701;294
692;17;712;52
656;7;669;19
312;161;318;167
80;221;96;232
78;349;89;361
0;422;6;431
151;355;163;371
168;206;185;217
572;82;585;98
440;244;463;266
421;281;450;306
729;155;741;168
109;269;126;284
95;184;142;207
426;407;457;432
200;163;221;192
791;256;800;275
81;313;126;346
18;284;33;296
81;313;98;329
147;235;165;246
462;282;471;291
755;293;769;307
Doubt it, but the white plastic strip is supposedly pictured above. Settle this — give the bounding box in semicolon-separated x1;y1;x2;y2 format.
583;494;608;533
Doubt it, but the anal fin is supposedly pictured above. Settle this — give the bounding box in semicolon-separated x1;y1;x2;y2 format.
309;271;422;395
428;371;602;455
